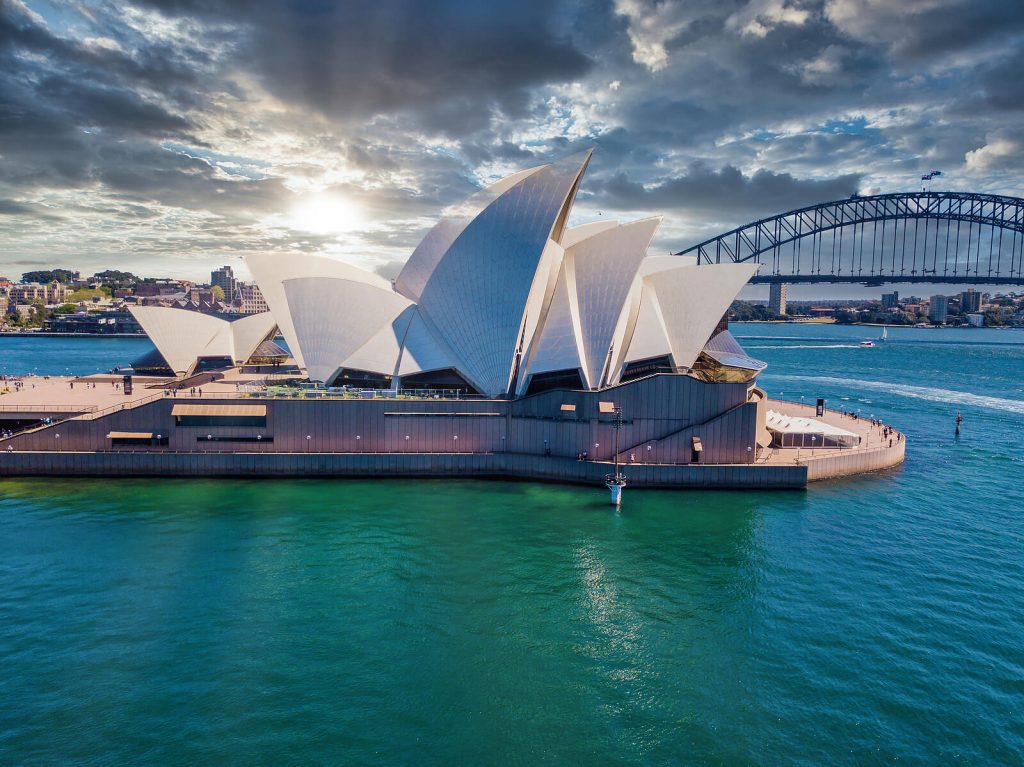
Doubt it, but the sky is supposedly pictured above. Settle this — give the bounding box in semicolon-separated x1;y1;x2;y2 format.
1;0;1023;296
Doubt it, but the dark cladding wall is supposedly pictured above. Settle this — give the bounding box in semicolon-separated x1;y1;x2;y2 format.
507;374;753;462
4;374;758;465
0;451;809;488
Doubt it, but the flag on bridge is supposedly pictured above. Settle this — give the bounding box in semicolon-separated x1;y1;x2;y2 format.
931;170;943;176
921;175;932;181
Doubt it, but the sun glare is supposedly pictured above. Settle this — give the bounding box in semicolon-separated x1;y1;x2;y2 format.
288;193;363;235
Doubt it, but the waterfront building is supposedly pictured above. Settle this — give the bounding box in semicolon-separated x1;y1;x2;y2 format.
929;295;948;323
967;312;985;327
768;283;788;315
881;291;899;309
960;289;981;313
211;266;237;303
43;311;143;335
8;281;70;305
0;153;906;488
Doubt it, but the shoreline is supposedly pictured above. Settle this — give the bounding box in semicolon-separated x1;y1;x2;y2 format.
0;332;147;338
732;320;1019;329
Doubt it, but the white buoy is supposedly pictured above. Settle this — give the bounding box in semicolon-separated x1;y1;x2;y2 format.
604;405;626;506
605;475;625;506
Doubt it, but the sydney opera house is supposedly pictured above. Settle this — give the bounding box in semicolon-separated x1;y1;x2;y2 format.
132;151;765;396
0;152;904;488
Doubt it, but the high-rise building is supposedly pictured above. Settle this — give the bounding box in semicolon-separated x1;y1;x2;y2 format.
211;265;237;302
768;282;788;316
960;289;981;313
881;291;899;309
929;295;948;323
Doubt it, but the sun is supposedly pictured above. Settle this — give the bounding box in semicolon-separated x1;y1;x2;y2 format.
288;192;363;235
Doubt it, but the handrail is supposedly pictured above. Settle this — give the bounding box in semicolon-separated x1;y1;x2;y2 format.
0;404;99;413
77;391;166;420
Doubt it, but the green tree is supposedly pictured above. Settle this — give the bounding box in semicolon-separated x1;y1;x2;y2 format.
21;269;76;284
210;284;225;302
27;301;48;326
91;270;140;290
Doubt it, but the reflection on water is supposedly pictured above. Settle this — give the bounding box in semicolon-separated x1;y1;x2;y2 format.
1;326;1023;763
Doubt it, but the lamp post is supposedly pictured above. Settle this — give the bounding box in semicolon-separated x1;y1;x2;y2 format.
747;445;753;464
54;433;60;453
453;435;459;453
306;434;311;453
356;434;361;452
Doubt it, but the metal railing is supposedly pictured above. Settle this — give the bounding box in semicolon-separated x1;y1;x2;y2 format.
0;403;99;413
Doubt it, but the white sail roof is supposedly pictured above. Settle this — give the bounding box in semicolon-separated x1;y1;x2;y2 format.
614;260;761;374
396;309;460;376
517;257;585;392
129;306;276;376
283;277;413;384
571;217;661;387
395;166;546;303
229;312;279;365
413;151;592;396
245;252;389;369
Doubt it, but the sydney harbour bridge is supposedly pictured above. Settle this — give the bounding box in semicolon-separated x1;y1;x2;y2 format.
677;192;1024;286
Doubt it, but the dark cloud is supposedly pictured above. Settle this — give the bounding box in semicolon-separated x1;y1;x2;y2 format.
0;199;61;220
137;0;594;134
594;163;862;219
0;0;1021;281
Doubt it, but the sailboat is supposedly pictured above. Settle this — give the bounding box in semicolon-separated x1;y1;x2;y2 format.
879;327;888;342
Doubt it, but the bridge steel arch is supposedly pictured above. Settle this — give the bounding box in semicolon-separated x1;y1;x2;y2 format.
675;192;1024;285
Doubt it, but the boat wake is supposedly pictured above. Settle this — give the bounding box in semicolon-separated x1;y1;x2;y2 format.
747;344;862;349
767;375;1024;416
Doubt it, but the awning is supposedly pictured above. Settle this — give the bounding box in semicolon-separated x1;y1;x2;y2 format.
598;401;616;413
171;404;267;417
704;349;768;372
691;436;703;452
765;410;857;438
107;431;154;439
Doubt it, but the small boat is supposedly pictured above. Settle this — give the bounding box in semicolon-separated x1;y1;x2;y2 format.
859;340;875;347
879;327;888;342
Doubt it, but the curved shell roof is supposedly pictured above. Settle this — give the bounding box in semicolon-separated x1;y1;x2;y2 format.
139;154;760;394
283;276;413;384
245;252;389;369
413;151;592;395
129;306;276;376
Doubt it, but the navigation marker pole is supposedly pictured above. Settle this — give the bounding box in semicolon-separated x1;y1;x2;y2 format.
604;406;627;506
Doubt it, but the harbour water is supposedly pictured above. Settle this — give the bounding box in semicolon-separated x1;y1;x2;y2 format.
1;325;1022;763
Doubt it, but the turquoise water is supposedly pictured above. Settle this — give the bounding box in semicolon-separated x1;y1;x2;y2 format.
1;326;1023;764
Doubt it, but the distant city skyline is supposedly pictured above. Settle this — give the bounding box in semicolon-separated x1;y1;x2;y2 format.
2;0;1023;291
